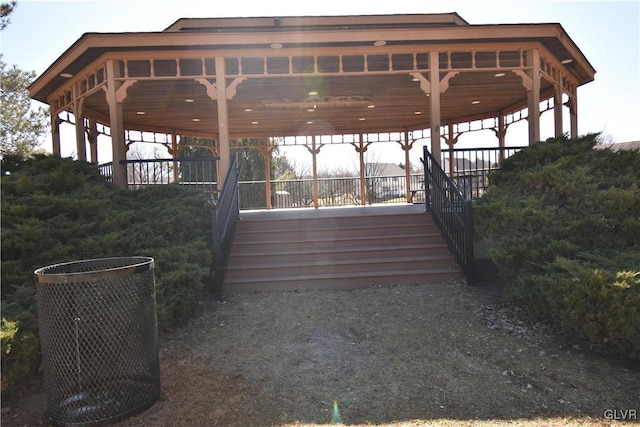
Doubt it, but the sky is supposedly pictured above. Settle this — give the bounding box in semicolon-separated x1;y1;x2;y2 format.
1;0;639;169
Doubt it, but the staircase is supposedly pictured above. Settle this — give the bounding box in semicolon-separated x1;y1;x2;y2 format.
223;204;464;292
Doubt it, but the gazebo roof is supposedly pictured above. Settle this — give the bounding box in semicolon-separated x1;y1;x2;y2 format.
29;13;595;139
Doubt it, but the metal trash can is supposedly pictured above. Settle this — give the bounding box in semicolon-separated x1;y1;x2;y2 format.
35;257;161;426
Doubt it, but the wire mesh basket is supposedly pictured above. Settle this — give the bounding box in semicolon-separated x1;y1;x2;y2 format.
35;257;161;426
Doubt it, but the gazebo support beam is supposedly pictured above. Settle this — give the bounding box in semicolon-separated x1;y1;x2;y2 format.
215;57;231;184
50;113;61;156
105;59;128;187
429;51;442;163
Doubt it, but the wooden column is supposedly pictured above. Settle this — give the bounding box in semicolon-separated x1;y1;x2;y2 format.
400;129;414;204
88;118;98;163
257;137;277;209
105;59;127;187
443;123;459;178
171;133;179;183
495;113;507;162
72;85;87;161
311;136;319;208
569;95;578;138
554;85;564;138
429;51;442;163
526;49;541;144
50;112;61;156
351;133;371;206
215;56;231;184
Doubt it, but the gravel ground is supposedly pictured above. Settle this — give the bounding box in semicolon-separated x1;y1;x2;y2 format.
2;280;639;426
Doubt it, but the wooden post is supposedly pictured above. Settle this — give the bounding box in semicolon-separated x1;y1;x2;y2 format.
311;135;319;208
352;133;371;206
215;56;231;185
88;118;98;164
496;113;506;162
526;49;541;144
105;59;127;187
72;88;87;161
554;85;564;138
569;95;578;138
429;51;442;164
50;112;61;156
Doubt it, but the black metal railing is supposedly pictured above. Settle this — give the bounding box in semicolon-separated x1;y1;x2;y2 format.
442;146;526;199
238;174;425;209
211;154;241;299
119;157;219;202
423;146;474;281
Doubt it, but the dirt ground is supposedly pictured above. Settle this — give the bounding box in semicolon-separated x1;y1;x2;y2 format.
2;279;639;426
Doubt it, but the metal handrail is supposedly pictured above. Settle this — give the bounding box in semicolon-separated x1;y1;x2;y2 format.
211;154;241;299
423;146;474;282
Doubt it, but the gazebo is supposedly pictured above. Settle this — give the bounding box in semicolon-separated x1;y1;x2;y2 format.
29;12;595;202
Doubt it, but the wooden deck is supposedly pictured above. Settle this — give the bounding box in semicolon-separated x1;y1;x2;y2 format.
223;203;464;292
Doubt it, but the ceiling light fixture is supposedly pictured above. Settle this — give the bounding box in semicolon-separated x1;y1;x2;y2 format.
373;40;386;46
414;111;422;115
359;117;366;121
60;72;73;78
270;43;283;49
472;100;480;105
561;58;573;64
244;108;253;112
192;118;200;122
185;99;195;103
367;104;376;109
136;111;145;115
494;72;506;77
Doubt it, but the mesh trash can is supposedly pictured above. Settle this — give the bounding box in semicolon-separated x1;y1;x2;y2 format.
35;257;161;426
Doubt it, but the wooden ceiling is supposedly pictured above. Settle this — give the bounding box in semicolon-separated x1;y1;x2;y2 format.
30;13;595;140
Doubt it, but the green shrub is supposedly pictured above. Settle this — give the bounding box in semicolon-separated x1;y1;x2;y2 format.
1;155;213;393
474;134;640;359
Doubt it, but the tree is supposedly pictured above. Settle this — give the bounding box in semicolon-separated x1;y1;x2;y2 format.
0;1;16;31
0;56;49;157
1;1;48;158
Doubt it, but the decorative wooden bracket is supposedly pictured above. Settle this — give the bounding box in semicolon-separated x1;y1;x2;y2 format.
395;138;416;151
304;142;325;155
195;76;247;100
512;69;537;91
351;141;373;154
103;79;138;106
410;71;459;95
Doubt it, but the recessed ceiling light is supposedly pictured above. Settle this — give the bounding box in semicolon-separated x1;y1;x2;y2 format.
251;121;259;125
185;99;195;103
136;111;145;115
359;117;366;121
307;108;315;112
472;100;480;105
561;58;573;64
60;72;73;78
494;72;506;77
414;111;422;115
192;118;200;122
307;121;313;124
373;40;386;46
308;91;318;96
244;108;253;112
367;104;376;109
270;43;283;49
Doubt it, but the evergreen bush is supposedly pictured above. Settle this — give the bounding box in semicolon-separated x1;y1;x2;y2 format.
474;134;640;359
1;154;213;393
